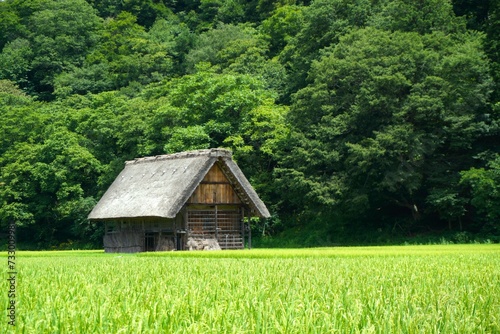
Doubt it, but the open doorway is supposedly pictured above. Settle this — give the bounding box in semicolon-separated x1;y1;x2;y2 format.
144;232;158;252
144;232;178;251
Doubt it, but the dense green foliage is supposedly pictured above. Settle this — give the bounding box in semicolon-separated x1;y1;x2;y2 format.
1;245;499;332
0;0;499;247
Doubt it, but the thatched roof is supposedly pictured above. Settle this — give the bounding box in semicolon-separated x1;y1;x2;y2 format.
88;148;270;220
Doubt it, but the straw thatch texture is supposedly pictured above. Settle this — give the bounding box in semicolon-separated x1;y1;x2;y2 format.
88;148;270;220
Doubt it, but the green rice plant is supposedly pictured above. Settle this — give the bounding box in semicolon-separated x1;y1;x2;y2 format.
1;245;499;333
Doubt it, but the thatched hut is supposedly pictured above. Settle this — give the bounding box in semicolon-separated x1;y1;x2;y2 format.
88;148;270;252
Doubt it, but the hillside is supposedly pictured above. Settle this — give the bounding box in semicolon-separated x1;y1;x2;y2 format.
0;0;499;248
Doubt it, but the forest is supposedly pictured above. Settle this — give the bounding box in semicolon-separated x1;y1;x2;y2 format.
0;0;499;248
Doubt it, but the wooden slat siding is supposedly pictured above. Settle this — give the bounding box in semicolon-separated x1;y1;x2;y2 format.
185;162;246;249
187;210;216;236
187;209;243;249
202;162;227;182
103;230;143;253
188;163;242;204
216;210;243;249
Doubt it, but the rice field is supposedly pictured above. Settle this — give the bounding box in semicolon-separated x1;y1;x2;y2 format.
2;244;500;333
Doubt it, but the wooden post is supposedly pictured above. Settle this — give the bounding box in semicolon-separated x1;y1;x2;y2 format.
174;217;177;250
247;210;252;250
157;231;161;251
248;224;252;249
241;207;245;249
184;207;188;249
215;204;219;240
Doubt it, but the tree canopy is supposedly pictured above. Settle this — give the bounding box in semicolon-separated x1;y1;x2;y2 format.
0;0;498;248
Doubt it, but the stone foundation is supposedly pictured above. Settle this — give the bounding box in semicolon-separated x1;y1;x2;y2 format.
187;237;221;251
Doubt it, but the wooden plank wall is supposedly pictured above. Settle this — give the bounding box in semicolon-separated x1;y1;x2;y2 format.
188;163;242;204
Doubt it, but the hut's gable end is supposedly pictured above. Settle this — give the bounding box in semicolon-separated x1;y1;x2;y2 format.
188;163;242;205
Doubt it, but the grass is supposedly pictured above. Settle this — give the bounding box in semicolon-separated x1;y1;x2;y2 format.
2;244;499;333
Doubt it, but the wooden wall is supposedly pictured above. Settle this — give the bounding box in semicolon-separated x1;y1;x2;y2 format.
103;217;180;252
188;163;242;204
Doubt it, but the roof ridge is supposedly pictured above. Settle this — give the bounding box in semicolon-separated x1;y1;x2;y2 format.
126;148;232;165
